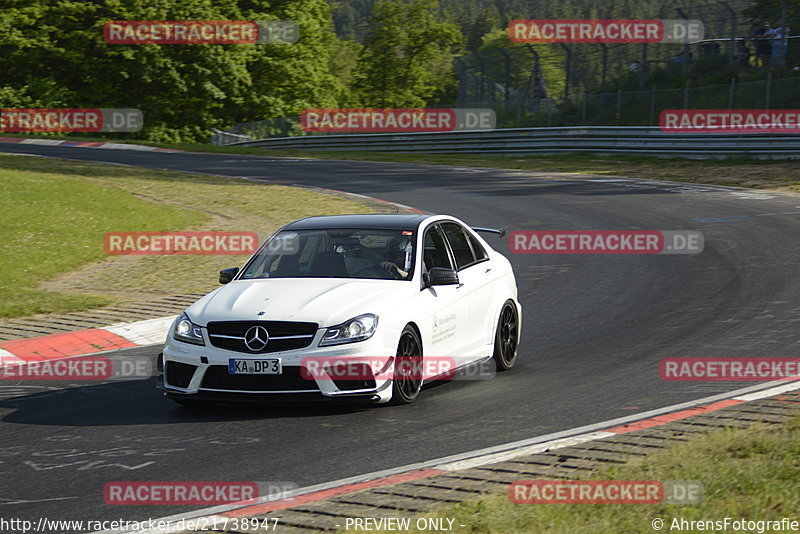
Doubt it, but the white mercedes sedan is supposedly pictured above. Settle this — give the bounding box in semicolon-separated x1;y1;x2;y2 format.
158;214;521;405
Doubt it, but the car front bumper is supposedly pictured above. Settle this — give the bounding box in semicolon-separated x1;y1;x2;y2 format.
160;325;399;404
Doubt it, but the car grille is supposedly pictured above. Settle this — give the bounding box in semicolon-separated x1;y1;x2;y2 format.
200;365;318;392
165;361;197;388
206;321;318;354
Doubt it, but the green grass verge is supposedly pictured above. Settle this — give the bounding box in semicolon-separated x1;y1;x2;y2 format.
369;415;800;534
4;133;800;191
0;154;376;319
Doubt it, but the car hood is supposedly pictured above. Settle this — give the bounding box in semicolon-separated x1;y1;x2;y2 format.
185;278;414;327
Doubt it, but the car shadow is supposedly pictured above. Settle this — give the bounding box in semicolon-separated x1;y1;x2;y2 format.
0;354;501;426
0;378;377;426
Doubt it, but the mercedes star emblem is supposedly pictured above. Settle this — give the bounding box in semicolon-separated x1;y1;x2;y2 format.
243;325;269;352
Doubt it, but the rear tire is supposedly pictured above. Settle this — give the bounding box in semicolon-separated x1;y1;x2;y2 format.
390;325;423;405
493;300;519;371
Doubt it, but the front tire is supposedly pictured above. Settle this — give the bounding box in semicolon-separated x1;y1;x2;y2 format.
390;325;423;405
493;300;519;371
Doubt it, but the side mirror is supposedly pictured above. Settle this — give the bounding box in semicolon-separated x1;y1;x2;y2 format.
219;267;240;284
424;267;459;287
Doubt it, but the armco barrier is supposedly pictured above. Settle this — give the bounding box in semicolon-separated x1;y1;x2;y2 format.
222;126;800;159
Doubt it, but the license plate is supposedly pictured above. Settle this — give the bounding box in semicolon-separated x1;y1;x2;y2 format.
228;358;282;375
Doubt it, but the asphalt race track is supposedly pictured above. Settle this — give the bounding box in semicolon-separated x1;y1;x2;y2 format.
2;143;800;525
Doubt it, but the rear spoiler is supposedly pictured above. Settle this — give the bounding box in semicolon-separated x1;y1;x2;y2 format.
472;226;507;238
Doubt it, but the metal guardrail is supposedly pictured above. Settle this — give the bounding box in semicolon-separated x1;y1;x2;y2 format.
224;126;800;159
210;128;253;145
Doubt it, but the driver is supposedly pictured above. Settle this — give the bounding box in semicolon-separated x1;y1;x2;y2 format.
380;237;412;278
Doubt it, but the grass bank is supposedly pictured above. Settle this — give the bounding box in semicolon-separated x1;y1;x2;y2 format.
371;415;800;533
0;154;375;319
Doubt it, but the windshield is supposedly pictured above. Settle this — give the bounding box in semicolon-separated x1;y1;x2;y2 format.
240;228;416;281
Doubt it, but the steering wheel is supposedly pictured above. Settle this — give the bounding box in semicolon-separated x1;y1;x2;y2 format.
354;264;404;279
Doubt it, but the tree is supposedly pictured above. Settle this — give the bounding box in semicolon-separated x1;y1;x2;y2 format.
0;0;346;141
743;0;800;27
328;38;365;106
353;0;463;107
477;28;567;100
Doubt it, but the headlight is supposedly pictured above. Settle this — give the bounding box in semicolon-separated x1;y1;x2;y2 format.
319;314;379;347
173;312;205;346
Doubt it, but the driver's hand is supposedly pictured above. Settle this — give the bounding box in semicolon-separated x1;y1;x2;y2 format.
380;262;407;278
380;261;398;272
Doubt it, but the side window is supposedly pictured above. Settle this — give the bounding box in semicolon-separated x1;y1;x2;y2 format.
441;223;476;270
422;225;454;272
467;232;488;261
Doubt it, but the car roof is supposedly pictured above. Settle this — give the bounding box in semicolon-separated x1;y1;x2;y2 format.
283;214;432;231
